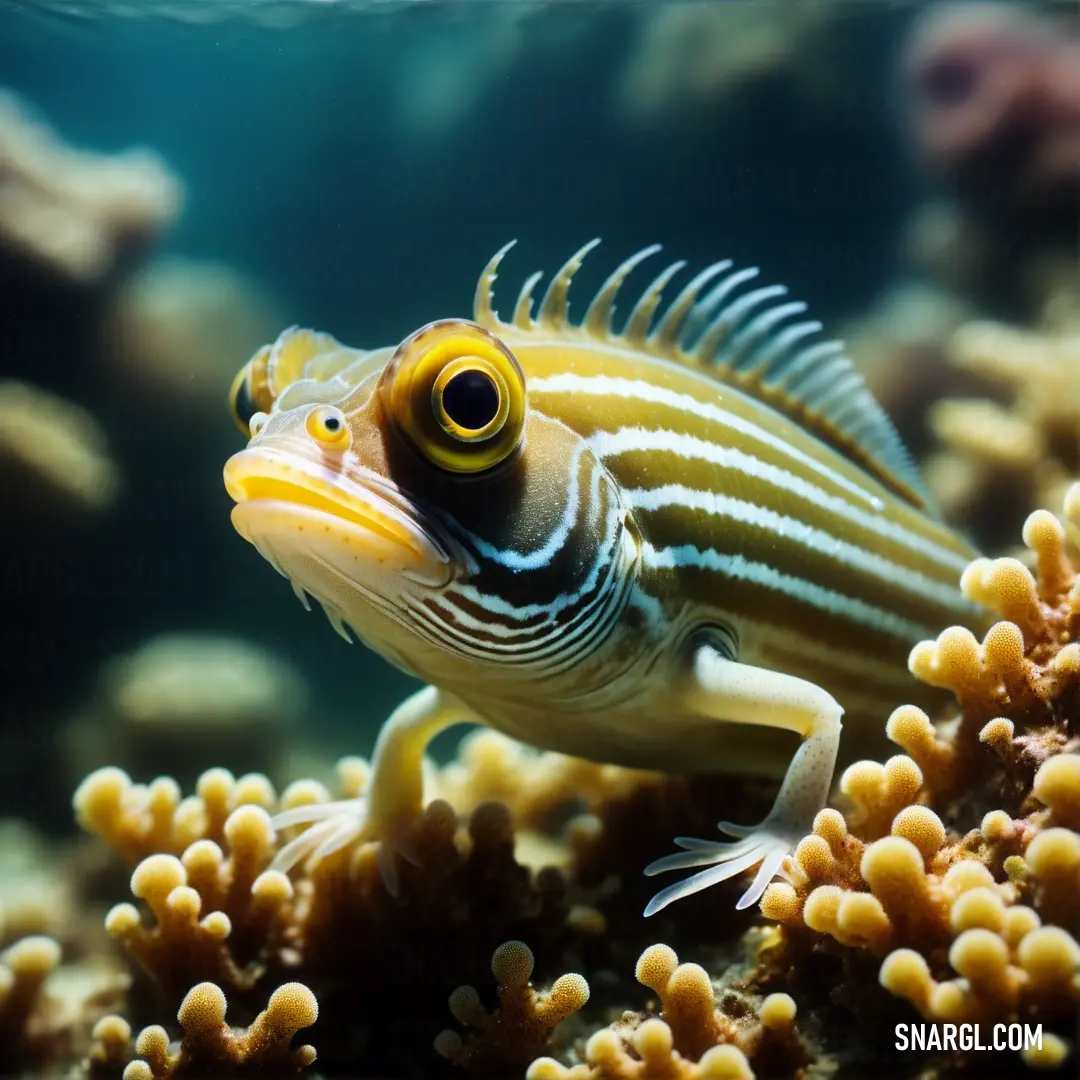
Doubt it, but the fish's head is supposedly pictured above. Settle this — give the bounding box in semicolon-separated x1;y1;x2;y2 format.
224;319;638;691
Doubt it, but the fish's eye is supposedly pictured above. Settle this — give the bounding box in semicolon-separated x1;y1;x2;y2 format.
432;361;508;443
381;319;526;474
305;405;352;452
228;344;273;438
229;364;258;436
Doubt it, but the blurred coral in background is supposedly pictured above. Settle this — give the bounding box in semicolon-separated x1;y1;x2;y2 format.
0;92;182;285
0;88;289;828
2;3;1080;1077
900;1;1079;317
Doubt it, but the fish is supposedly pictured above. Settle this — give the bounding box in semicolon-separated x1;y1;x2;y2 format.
223;240;982;915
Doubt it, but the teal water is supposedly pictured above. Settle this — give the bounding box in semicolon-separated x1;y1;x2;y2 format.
0;0;938;825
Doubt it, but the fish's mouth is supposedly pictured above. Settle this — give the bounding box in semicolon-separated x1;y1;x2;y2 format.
224;448;450;586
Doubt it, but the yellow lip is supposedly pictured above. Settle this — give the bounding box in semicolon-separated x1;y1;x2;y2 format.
224;449;445;578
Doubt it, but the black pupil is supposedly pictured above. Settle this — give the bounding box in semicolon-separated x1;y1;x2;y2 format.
442;369;500;431
324;414;341;432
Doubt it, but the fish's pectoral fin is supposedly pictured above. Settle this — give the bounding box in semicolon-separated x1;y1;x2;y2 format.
644;641;843;915
269;685;477;895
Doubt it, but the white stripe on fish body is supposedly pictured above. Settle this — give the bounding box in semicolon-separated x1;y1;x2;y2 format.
626;483;975;618
429;504;625;641
529;368;886;510
408;502;638;674
418;363;971;681
454;439;592;573
409;241;980;704
228;243;988;919
450;505;625;625
586;425;970;576
231;243;988;917
639;541;935;642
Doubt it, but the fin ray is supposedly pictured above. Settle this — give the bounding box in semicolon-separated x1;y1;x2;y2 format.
474;239;517;329
582;244;661;337
537;239;600;331
651;260;733;350
513;270;544;330
476;242;936;510
624;260;686;345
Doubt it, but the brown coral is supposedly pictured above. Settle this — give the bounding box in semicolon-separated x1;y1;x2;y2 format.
121;981;317;1080
435;940;589;1074
74;754;596;1074
528;943;806;1080
756;483;1080;1067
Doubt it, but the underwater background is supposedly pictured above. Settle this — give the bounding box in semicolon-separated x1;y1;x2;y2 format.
1;0;929;822
1;1;1078;1077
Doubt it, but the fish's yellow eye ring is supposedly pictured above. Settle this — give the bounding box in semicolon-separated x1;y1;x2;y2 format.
380;319;526;474
431;358;510;443
305;405;352;452
228;344;273;438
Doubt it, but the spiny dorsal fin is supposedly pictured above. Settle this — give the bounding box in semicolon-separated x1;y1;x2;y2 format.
538;239;601;331
652;260;732;350
474;240;517;327
583;244;661;337
625;261;687;345
473;241;935;512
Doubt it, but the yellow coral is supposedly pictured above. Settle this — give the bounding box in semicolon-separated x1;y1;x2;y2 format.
1032;754;1080;829
122;981;317;1079
528;943;805;1080
85;1014;133;1077
0;380;119;512
528;1020;756;1080
435;940;589;1072
926;318;1080;545
74;766;277;865
881;916;1080;1026
77;754;605;1076
839;754;924;838
0;934;62;1066
439;729;661;818
69;483;1080;1075
757;483;1080;1065
635;944;726;1060
0;91;181;283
